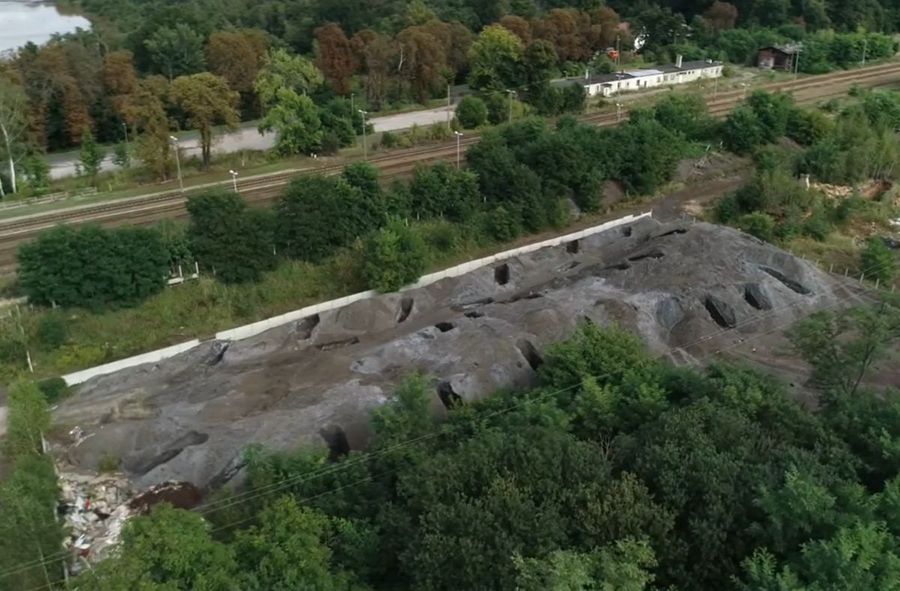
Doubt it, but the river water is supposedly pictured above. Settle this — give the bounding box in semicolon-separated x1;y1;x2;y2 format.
0;1;91;54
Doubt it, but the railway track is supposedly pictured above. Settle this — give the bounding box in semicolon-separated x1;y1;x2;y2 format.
0;61;898;271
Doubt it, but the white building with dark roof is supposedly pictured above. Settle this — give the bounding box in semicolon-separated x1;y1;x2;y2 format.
567;56;723;98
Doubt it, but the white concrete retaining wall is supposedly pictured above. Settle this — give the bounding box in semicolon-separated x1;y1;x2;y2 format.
62;211;651;386
63;339;201;386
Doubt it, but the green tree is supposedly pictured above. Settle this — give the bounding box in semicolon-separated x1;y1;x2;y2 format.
78;129;106;187
144;24;206;80
468;25;524;92
75;504;237;591
233;497;359;590
4;380;51;458
0;381;65;591
408;161;481;222
171;73;239;169
342;162;381;200
254;49;324;109
361;219;427;292
789;303;900;397
258;88;323;156
861;238;896;286
186;190;276;283
514;539;657;591
275;175;382;262
722;106;766;154
456;95;489;128
17;225;169;309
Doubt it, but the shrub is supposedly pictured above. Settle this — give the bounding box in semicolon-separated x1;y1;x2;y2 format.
737;212;776;242
36;314;67;350
860;238;895;285
361;220;427;292
36;377;69;404
380;131;399;148
18;225;169;310
456;96;489;129
276;176;384;262
187;190;277;284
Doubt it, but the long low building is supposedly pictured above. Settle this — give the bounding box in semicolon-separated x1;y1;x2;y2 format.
569;57;723;97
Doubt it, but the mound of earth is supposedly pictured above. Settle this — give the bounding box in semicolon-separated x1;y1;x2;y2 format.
52;219;864;491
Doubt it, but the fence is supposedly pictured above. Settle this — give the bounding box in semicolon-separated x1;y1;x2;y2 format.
62;211;652;386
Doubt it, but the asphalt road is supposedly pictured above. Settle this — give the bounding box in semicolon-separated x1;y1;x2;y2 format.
46;104;454;180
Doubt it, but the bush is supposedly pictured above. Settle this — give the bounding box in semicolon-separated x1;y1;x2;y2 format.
18;225;169;310
487;205;522;241
380;131;399;148
276;176;383;262
456;96;488;129
361;220;427;292
187;190;277;284
36;377;69;404
36;313;67;350
860;238;895;285
736;212;776;242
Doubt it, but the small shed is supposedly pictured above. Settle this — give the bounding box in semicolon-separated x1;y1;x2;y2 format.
757;44;801;71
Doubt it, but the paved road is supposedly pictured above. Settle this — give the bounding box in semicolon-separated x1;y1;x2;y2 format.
46;105;455;180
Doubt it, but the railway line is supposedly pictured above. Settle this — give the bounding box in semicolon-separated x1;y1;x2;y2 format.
0;61;898;271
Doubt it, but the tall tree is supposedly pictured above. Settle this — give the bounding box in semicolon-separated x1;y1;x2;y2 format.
468;24;525;92
206;29;269;113
121;77;172;180
144;23;206;80
0;76;28;196
170;73;239;169
78;129;105;187
703;1;739;30
315;23;357;95
350;30;397;110
397;25;448;102
254;49;324;109
258;88;323;155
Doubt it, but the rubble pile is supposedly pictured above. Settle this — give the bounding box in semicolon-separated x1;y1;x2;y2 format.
59;470;203;572
59;471;134;569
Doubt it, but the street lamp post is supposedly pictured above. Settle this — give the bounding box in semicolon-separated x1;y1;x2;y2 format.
506;89;516;123
616;102;622;122
169;136;183;192
358;109;368;160
454;131;463;169
228;169;239;193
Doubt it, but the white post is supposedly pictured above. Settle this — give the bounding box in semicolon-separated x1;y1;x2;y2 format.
454;131;463;169
169;136;183;192
229;169;239;193
506;89;516;123
358;110;368;160
447;85;451;129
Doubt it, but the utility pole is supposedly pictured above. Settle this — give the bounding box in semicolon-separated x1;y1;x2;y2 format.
228;169;239;193
454;131;462;169
793;46;802;80
169;136;183;192
616;102;622;122
862;37;868;65
358;109;368;160
616;34;621;70
447;84;452;129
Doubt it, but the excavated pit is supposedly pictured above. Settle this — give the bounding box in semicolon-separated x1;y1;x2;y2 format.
53;220;854;491
703;295;737;329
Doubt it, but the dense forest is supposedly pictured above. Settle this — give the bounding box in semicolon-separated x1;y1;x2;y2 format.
4;314;900;590
0;0;898;195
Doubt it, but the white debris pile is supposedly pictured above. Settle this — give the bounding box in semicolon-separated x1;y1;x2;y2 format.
58;471;136;569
